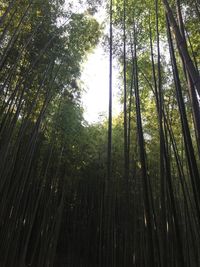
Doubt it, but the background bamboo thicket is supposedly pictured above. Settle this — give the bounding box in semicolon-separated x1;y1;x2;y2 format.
0;0;200;266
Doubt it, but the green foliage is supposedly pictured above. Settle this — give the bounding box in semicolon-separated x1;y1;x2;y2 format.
0;0;200;265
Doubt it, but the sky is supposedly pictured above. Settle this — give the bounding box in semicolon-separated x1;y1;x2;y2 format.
63;0;121;124
81;43;121;124
80;3;121;124
81;45;109;123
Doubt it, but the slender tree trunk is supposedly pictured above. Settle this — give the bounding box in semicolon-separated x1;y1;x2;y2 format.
175;0;200;157
123;0;128;180
162;0;200;96
0;0;17;26
133;21;155;267
166;15;200;226
107;0;113;181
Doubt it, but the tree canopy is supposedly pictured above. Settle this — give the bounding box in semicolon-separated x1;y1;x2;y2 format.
0;0;200;266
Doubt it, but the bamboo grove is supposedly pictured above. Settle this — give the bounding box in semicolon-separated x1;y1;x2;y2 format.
0;0;200;266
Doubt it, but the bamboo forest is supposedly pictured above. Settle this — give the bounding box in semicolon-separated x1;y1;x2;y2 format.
0;0;200;266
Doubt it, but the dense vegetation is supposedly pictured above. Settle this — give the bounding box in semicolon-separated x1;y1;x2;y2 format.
0;0;200;266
